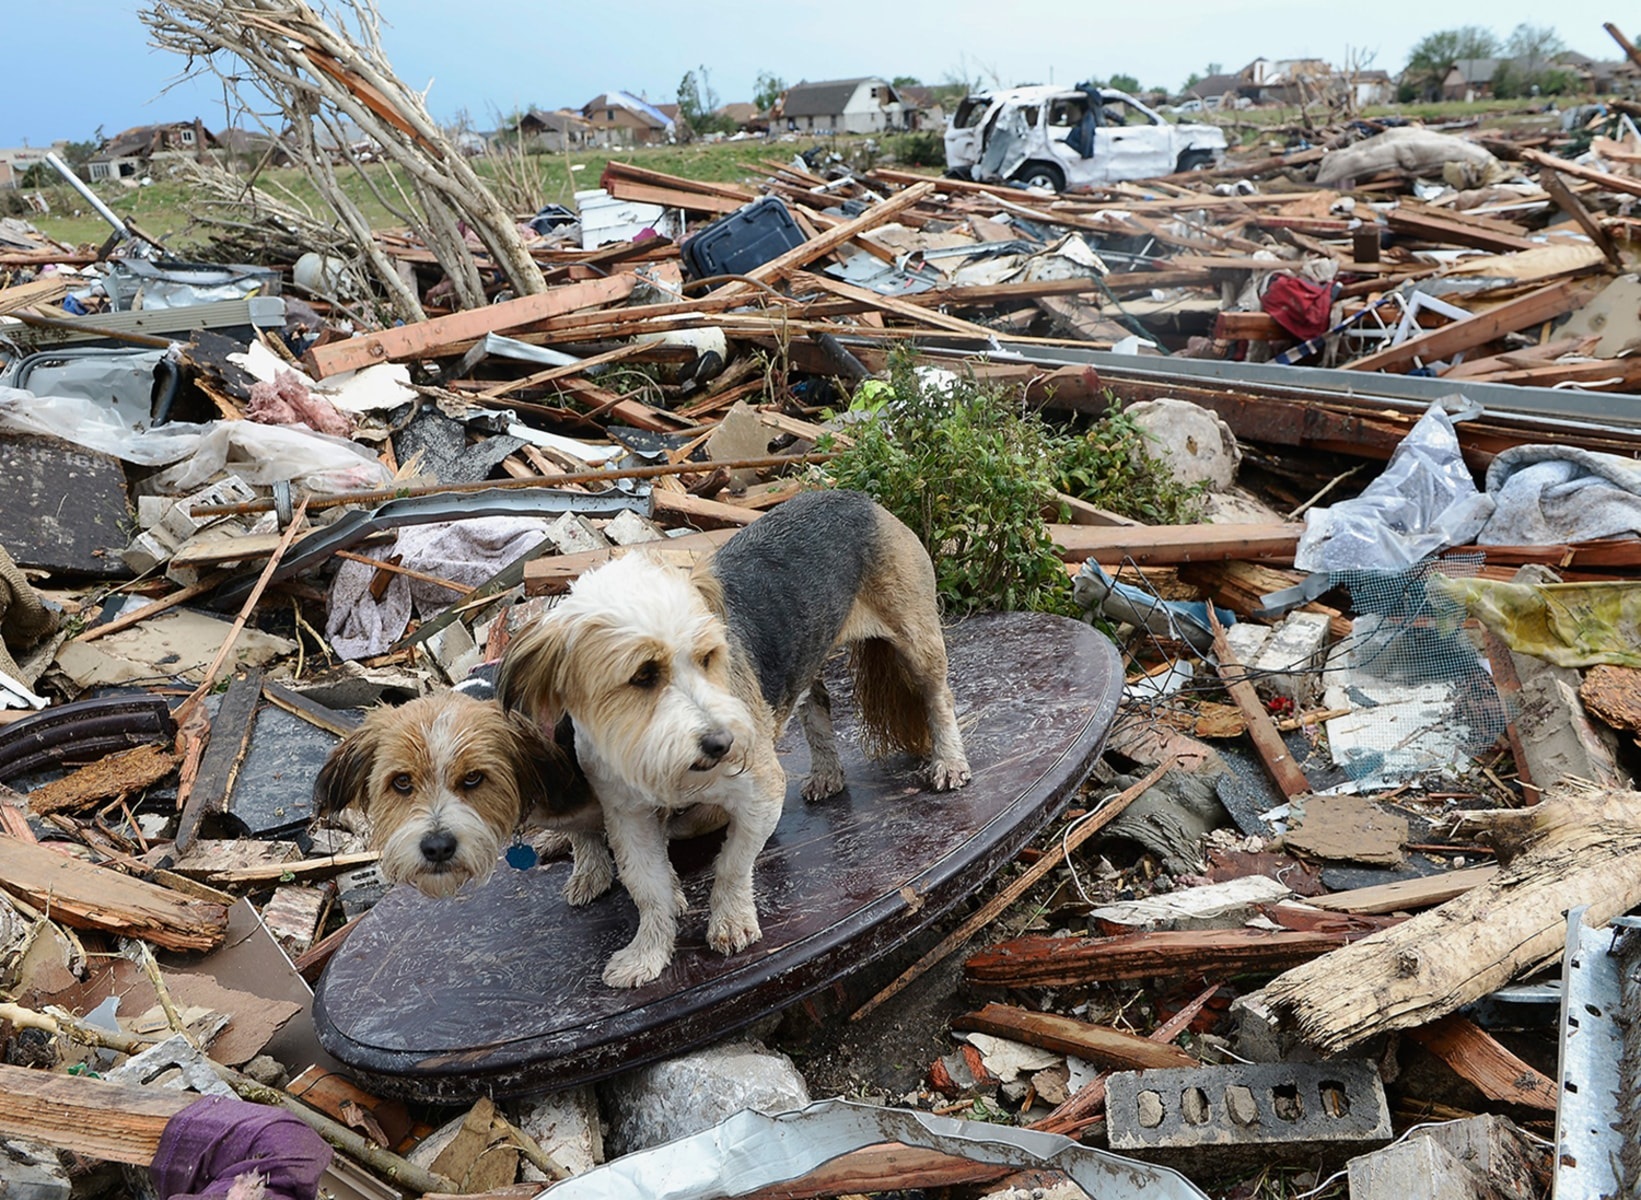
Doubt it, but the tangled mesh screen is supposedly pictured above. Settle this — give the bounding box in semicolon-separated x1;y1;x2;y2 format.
1325;558;1509;788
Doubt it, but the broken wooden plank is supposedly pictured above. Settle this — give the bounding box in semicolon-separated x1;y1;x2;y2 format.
0;1060;194;1166
208;850;380;885
174;669;262;854
1345;277;1598;374
965;928;1351;988
952;1003;1196;1070
651;490;764;530
25;743;177;816
1308;866;1499;914
303;273;642;378
1385;202;1539;253
1050;522;1302;565
741;182;935;285
1407;1015;1558;1111
1521;145;1641;202
1261;786;1641;1054
0;838;228;952
1537;167;1625;269
1210;607;1311;799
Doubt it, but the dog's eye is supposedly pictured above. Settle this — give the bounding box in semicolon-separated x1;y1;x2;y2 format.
461;770;484;789
390;773;413;794
698;647;717;669
629;661;661;688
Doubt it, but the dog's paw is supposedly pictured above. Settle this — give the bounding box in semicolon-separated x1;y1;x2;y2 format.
707;904;762;957
673;883;689;916
927;756;973;791
801;767;845;802
563;862;614;906
602;943;668;988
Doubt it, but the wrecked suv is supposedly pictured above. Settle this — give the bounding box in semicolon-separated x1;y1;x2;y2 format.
945;85;1227;191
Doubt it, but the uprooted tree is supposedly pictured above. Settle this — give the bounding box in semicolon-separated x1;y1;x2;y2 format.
141;0;547;323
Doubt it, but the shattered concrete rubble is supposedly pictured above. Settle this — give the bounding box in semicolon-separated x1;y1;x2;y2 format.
12;18;1641;1200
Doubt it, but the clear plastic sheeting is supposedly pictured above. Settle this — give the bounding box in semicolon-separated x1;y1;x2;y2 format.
0;387;392;494
542;1098;1209;1200
1295;401;1492;573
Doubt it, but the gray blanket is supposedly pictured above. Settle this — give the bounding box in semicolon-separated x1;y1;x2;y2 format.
1476;445;1641;546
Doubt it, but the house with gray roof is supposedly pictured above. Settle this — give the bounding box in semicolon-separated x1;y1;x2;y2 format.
779;77;905;134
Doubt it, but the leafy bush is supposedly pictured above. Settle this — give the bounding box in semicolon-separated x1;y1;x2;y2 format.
825;353;1207;616
825;353;1074;616
883;131;945;168
1051;409;1206;525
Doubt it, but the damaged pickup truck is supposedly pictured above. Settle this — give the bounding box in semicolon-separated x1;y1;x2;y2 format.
944;84;1227;192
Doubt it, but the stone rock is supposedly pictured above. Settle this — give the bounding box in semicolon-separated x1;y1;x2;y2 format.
0;1139;69;1200
1125;398;1241;492
600;1039;810;1158
517;1085;603;1180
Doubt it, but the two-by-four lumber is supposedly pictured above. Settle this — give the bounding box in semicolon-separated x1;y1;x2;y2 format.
523;528;738;595
1345;277;1598;374
1050;523;1304;565
1307;866;1499;914
952;1003;1196;1070
1209;606;1312;798
302;273;642;377
740;181;935;285
0;837;229;952
0;1060;194;1165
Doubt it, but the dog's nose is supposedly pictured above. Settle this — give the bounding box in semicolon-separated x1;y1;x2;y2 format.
420;831;458;864
698;730;734;762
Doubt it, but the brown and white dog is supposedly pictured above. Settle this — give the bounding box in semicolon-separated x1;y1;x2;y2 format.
499;488;971;988
312;692;594;899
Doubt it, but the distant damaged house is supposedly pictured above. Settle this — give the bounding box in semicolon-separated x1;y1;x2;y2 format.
779;77;906;134
581;92;675;147
895;85;946;131
86;120;216;181
1442;59;1501;101
516;108;593;153
714;102;766;134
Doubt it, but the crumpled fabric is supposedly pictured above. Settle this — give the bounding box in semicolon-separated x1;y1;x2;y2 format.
326;517;555;660
1261;274;1333;341
1435;576;1641;668
0;543;58;683
1315;127;1506;187
1475;445;1641;546
151;1095;330;1200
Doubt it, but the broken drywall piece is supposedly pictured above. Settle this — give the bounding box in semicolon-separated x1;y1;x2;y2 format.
1090;875;1291;932
56;606;295;689
1283;795;1406;867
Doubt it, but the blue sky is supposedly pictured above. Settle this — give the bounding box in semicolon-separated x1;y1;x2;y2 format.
5;1;1622;146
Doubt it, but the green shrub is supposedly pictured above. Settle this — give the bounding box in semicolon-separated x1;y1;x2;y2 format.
824;352;1074;616
1051;409;1207;525
883;131;946;168
824;353;1208;616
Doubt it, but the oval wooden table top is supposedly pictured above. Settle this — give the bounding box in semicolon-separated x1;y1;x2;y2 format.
314;611;1121;1101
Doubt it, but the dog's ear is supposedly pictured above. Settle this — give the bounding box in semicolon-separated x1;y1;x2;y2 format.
503;709;600;830
314;723;380;817
498;616;570;726
690;562;728;621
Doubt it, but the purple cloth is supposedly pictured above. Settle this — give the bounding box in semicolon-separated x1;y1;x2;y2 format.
152;1096;332;1200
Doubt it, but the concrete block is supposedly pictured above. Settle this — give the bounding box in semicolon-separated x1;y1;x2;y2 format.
1224;622;1272;668
1409;1116;1536;1200
121;529;179;576
1091;875;1291;933
136;494;171;531
1249;611;1330;705
1124;398;1241;492
0;1139;70;1200
543;511;609;556
1106;1060;1390;1169
602;509;667;546
1347;1136;1486;1200
600;1039;809;1158
517;1085;603;1179
160;475;256;543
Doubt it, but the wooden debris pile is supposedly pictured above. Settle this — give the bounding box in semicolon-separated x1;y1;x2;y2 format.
7;73;1641;1200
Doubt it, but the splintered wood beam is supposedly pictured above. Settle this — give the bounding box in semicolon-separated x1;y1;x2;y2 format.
1307;866;1499;914
965;928;1350;988
1523;144;1641;201
0;838;228;952
952;1003;1196;1070
740;181;935;285
1260;787;1641;1054
1407;1015;1558;1111
0;1061;194;1164
302;273;641;377
174;669;263;854
1344;277;1596;374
